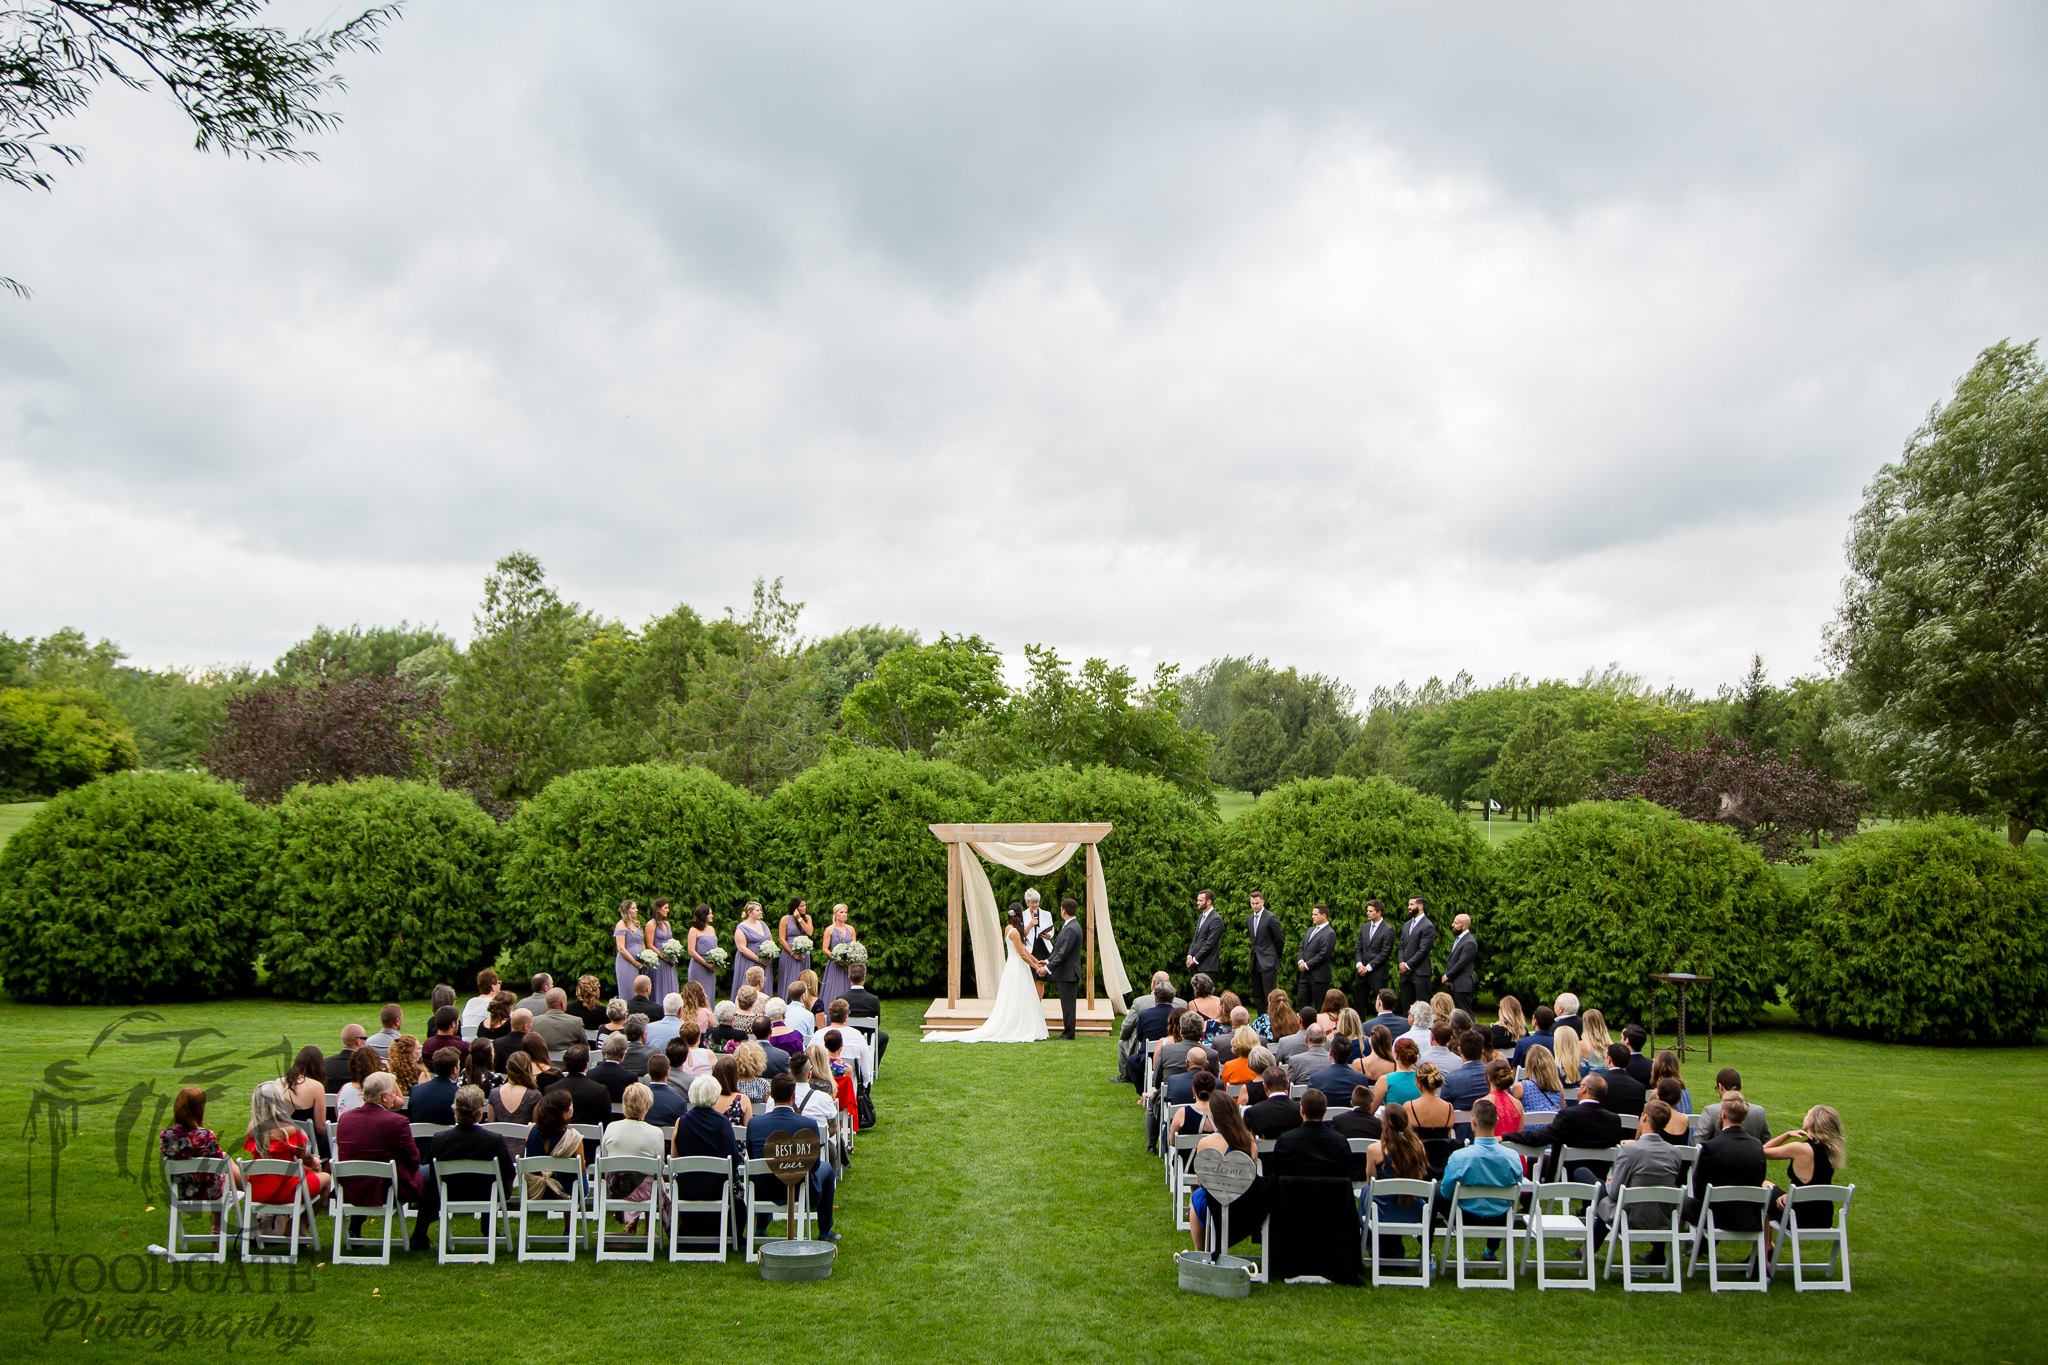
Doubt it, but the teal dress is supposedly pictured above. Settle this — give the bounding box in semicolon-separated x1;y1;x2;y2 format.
1382;1070;1421;1108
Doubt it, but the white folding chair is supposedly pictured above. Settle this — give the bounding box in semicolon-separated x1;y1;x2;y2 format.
846;1015;880;1075
1604;1185;1684;1291
1365;1180;1435;1287
743;1157;815;1262
1288;1084;1310;1100
515;1156;584;1261
1689;1186;1771;1290
667;1156;734;1262
434;1160;508;1264
592;1155;664;1261
484;1122;528;1143
1170;1132;1202;1229
1523;1181;1597;1289
323;1093;338;1118
1769;1184;1854;1291
161;1158;238;1263
410;1122;449;1162
330;1161;408;1266
1436;1184;1520;1288
238;1162;322;1264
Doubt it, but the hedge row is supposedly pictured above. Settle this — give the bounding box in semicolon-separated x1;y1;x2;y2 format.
2;762;2043;1044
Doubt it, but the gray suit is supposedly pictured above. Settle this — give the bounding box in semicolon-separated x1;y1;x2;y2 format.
1045;916;1085;1038
1398;912;1437;1009
1445;930;1479;1012
1354;918;1393;1008
1700;1099;1770;1143
1187;908;1224;979
530;1009;586;1056
1597;1133;1688;1227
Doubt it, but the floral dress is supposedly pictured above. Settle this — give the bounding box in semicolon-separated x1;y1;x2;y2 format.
160;1125;228;1201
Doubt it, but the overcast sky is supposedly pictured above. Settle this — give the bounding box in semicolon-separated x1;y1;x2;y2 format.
3;2;2043;697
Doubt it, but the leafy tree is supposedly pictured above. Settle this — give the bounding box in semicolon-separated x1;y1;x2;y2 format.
657;578;819;794
1490;799;1786;1028
207;671;440;803
1274;718;1342;786
805;624;919;727
0;628;253;768
1490;701;1595;820
0;687;140;797
1827;340;2048;844
1218;707;1286;796
839;633;1004;758
263;778;500;1002
1786;818;2048;1044
274;622;451;681
0;770;270;1003
1;1;399;296
1180;654;1261;748
1596;733;1864;861
444;552;599;802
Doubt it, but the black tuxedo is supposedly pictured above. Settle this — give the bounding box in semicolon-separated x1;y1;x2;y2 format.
1397;912;1437;1009
1353;918;1393;1009
1626;1052;1653;1086
1504;1099;1623;1181
1551;1013;1582;1039
324;1050;356;1094
1242;1093;1303;1140
540;1072;614;1131
1599;1068;1648;1117
1296;922;1335;1013
1444;930;1479;1013
1268;1122;1353;1181
1044;916;1085;1038
1187;907;1224;980
1687;1127;1768;1231
587;1059;634;1102
842;985;889;1066
490;1030;530;1072
1247;908;1286;1007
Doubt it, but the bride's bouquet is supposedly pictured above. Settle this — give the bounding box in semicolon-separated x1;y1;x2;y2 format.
636;947;662;971
789;934;814;959
704;945;731;971
658;938;689;965
757;939;782;962
829;940;867;965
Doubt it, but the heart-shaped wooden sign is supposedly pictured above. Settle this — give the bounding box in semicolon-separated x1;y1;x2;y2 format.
763;1128;822;1187
1189;1147;1257;1204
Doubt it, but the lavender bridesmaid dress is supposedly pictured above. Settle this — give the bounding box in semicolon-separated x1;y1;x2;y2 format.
777;913;813;997
819;924;855;1008
647;919;679;1004
733;921;770;1001
614;924;644;1003
687;928;719;1003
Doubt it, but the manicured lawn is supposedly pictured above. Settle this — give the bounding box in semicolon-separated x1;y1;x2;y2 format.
0;801;43;852
0;994;2040;1364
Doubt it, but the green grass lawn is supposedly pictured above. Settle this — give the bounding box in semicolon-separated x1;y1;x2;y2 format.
0;995;2041;1364
0;801;43;853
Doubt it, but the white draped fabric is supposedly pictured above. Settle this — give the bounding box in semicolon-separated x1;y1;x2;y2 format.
957;839;1133;1014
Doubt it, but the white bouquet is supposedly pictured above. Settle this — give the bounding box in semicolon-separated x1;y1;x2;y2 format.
757;939;782;962
658;938;689;965
636;947;662;971
829;940;867;965
705;945;731;971
789;934;814;959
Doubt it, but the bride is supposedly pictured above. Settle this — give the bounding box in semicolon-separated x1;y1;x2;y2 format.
924;905;1048;1044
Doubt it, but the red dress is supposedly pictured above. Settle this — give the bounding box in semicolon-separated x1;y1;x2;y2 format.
1488;1087;1525;1136
243;1127;312;1204
831;1061;860;1135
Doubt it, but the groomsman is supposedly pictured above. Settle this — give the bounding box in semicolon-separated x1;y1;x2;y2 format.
1296;903;1335;1013
1353;898;1393;1011
1044;898;1086;1039
1444;913;1479;1015
1246;891;1286;1007
1185;889;1224;983
1397;895;1438;1011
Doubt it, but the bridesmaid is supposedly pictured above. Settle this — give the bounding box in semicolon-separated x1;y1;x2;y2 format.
777;897;814;998
819;902;856;1012
732;901;771;1002
612;900;644;1004
686;904;720;1004
646;898;679;1004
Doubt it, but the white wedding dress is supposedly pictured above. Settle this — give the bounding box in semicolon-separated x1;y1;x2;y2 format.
923;930;1048;1044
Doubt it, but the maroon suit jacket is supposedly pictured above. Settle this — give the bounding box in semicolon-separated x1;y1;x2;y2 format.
335;1102;425;1206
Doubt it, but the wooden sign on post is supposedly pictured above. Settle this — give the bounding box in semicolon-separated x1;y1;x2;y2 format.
1188;1148;1258;1262
762;1129;822;1243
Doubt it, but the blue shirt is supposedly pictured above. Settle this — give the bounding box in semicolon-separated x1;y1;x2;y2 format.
1513;1030;1556;1069
644;1083;688;1130
1439;1137;1525;1218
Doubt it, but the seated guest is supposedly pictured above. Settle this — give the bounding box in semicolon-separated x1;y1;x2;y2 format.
573;974;610;1031
1156;1010;1207;1091
430;1085;517;1237
673;1023;714;1078
386;1035;422;1105
706;1000;749;1054
1552;1025;1584;1092
1447;1008;1474;1037
522;1034;562;1088
1639;1079;1693;1142
1283;1024;1332;1086
1701;1068;1770;1140
1332;1007;1365;1057
1430;992;1456;1029
1683;1091;1767;1233
745;1073;838;1240
1189;973;1223;1021
492;1009;534;1070
159;1085;245;1228
1763;1104;1847;1242
597;1082;667;1234
530;988;587;1055
1551;992;1582;1039
516;972;552;1019
488;1052;542;1125
1599;1043;1649;1116
620;1016;654;1076
420;1007;470;1066
1440;1031;1491;1111
477;991;517;1043
732;984;763;1034
1365;989;1408;1038
1519;1044;1567;1123
749;1017;791;1077
670;1075;743;1240
325;1025;366;1092
335;1072;432;1251
1363;1105;1430;1260
521;1089;584;1196
460;968;502;1040
744;964;768;999
1168;1071;1218;1157
462;1043;498;1093
1622;1024;1653;1084
1484;1058;1523;1136
367;1004;403;1060
682;980;716;1036
1243;1064;1302;1139
786;1052;839;1128
767;1000;804;1058
824;1000;875;1086
733;1041;771;1106
1268;1088;1350;1178
1188;1093;1262;1253
336;1045;382;1119
1239;1047;1277;1102
785;978;820;1044
1512;1006;1556;1069
1359;1025;1397;1083
588;1033;635;1101
1123;975;1182;1081
600;997;630;1039
1400;1002;1435;1051
821;1031;861;1131
283;1045;330;1158
1404;1064;1453;1141
1314;988;1348;1035
1372;1037;1423;1112
645;993;686;1052
408;1046;462;1126
1309;1036;1366;1108
548;1044;615;1130
1220;1027;1261;1086
1332;1084;1384;1145
1506;1072;1623;1182
1261;991;1304;1053
1491;995;1527;1054
628;975;662;1022
431;983;459;1015
1579;1009;1613;1071
1649;1050;1692;1113
1437;1097;1525;1247
1161;1048;1212;1107
1594;1097;1688;1252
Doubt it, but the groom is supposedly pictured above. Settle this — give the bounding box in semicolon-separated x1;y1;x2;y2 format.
1043;897;1085;1039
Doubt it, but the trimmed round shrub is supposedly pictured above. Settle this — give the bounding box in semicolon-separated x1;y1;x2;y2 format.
1491;799;1784;1029
1787;817;2048;1044
983;765;1221;1001
263;778;502;1003
759;749;988;996
0;771;269;1003
1205;776;1492;1002
497;764;760;985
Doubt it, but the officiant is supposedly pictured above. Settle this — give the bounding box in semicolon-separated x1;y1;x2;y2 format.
1024;889;1056;1000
